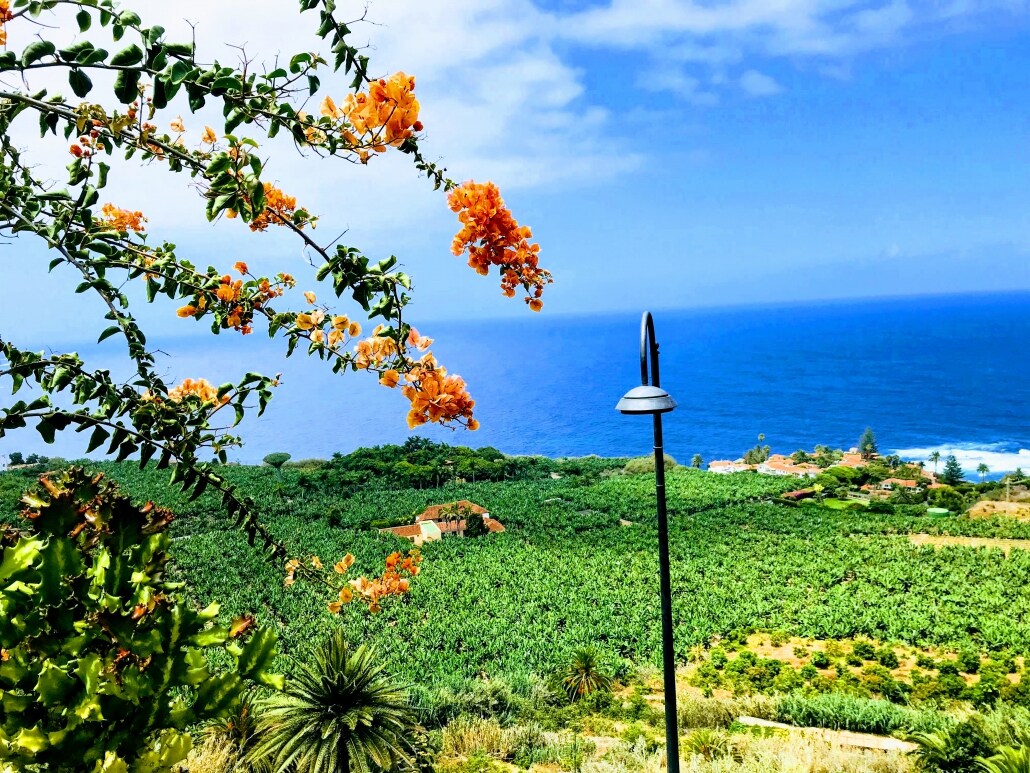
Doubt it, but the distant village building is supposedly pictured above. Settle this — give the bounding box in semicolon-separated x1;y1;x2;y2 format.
379;500;504;545
757;455;821;478
708;454;820;477
708;459;753;474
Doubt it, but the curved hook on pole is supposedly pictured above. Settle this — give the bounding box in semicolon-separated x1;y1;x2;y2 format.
639;311;661;388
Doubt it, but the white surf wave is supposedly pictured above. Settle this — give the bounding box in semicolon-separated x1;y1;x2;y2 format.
893;445;1030;474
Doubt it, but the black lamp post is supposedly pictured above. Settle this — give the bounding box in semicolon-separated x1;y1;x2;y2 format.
615;311;680;773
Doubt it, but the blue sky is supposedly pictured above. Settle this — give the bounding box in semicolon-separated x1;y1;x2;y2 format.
3;0;1030;343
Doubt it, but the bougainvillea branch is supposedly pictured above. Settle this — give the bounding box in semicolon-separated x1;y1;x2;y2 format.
0;0;553;574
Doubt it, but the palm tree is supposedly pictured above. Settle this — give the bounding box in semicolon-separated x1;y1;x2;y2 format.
929;450;942;476
978;745;1030;773
978;463;990;483
246;630;416;773
691;454;703;469
555;646;613;702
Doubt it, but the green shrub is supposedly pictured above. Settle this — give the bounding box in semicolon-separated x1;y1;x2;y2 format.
811;651;831;669
710;648;728;670
958;649;982;675
916;654;937;670
876;647;900;669
677;697;736;730
852;641;876;660
623;455;678;475
0;468;281;772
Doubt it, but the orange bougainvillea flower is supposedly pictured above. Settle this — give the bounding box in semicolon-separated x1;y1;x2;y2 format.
201;126;218;144
97;203;147;233
334;554;355;574
407;327;434;351
170;116;186;133
233;261;248;274
248;183;300;232
177;305;197;318
448;181;551;307
379;369;400;388
295;310;325;331
0;1;12;47
303;291;317;305
341;72;421;151
167;378;229;405
401;356;476;429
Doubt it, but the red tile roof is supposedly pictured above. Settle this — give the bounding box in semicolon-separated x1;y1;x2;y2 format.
416;500;488;523
380;524;423;539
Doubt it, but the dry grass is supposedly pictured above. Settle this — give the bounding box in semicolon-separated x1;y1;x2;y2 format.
583;732;914;773
968;499;1030;519
908;533;1030;554
173;736;240;773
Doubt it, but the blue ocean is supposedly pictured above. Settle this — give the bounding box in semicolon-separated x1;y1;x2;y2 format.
3;292;1029;474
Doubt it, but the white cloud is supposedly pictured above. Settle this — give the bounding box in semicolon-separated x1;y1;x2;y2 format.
739;69;783;96
555;0;1024;97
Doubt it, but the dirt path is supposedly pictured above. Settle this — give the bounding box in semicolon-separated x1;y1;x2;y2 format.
737;716;917;753
908;534;1030;554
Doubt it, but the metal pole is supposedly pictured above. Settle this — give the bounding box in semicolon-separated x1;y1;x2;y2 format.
652;410;680;773
641;311;680;773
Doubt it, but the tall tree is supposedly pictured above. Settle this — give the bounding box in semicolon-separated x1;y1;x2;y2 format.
691;454;703;469
858;427;878;460
941;455;965;486
977;463;990;483
929;450;942;475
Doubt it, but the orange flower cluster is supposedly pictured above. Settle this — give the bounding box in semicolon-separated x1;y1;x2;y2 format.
336;550;422;614
448;181;551;310
249;184;299;232
97;203;147;233
0;1;12;47
177;271;294;335
401;353;478;430
322;72;422;159
353;331;400;369
167;378;229;405
284;550;421;615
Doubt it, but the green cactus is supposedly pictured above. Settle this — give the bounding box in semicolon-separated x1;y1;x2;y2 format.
0;467;282;772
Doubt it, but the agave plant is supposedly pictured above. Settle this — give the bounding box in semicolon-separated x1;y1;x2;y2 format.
979;746;1030;773
555;647;613;702
684;728;730;761
246;631;416;773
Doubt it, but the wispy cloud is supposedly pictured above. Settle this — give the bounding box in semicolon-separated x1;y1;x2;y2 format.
554;0;1024;98
739;69;783;96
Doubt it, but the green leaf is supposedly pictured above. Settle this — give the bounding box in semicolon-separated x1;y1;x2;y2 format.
21;41;56;66
110;44;144;67
37;417;56;445
69;69;93;98
86;426;110;453
235;627;282;688
35;661;77;706
58;41;93;62
0;536;43;584
98;325;120;343
113;69;141;103
76;9;92;32
191;671;243;721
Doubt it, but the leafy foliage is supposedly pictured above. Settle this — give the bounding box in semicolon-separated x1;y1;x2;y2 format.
246;629;416;773
0;467;282;772
554;647;613;703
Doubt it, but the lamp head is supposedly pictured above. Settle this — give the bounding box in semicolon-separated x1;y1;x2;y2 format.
616;384;677;415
